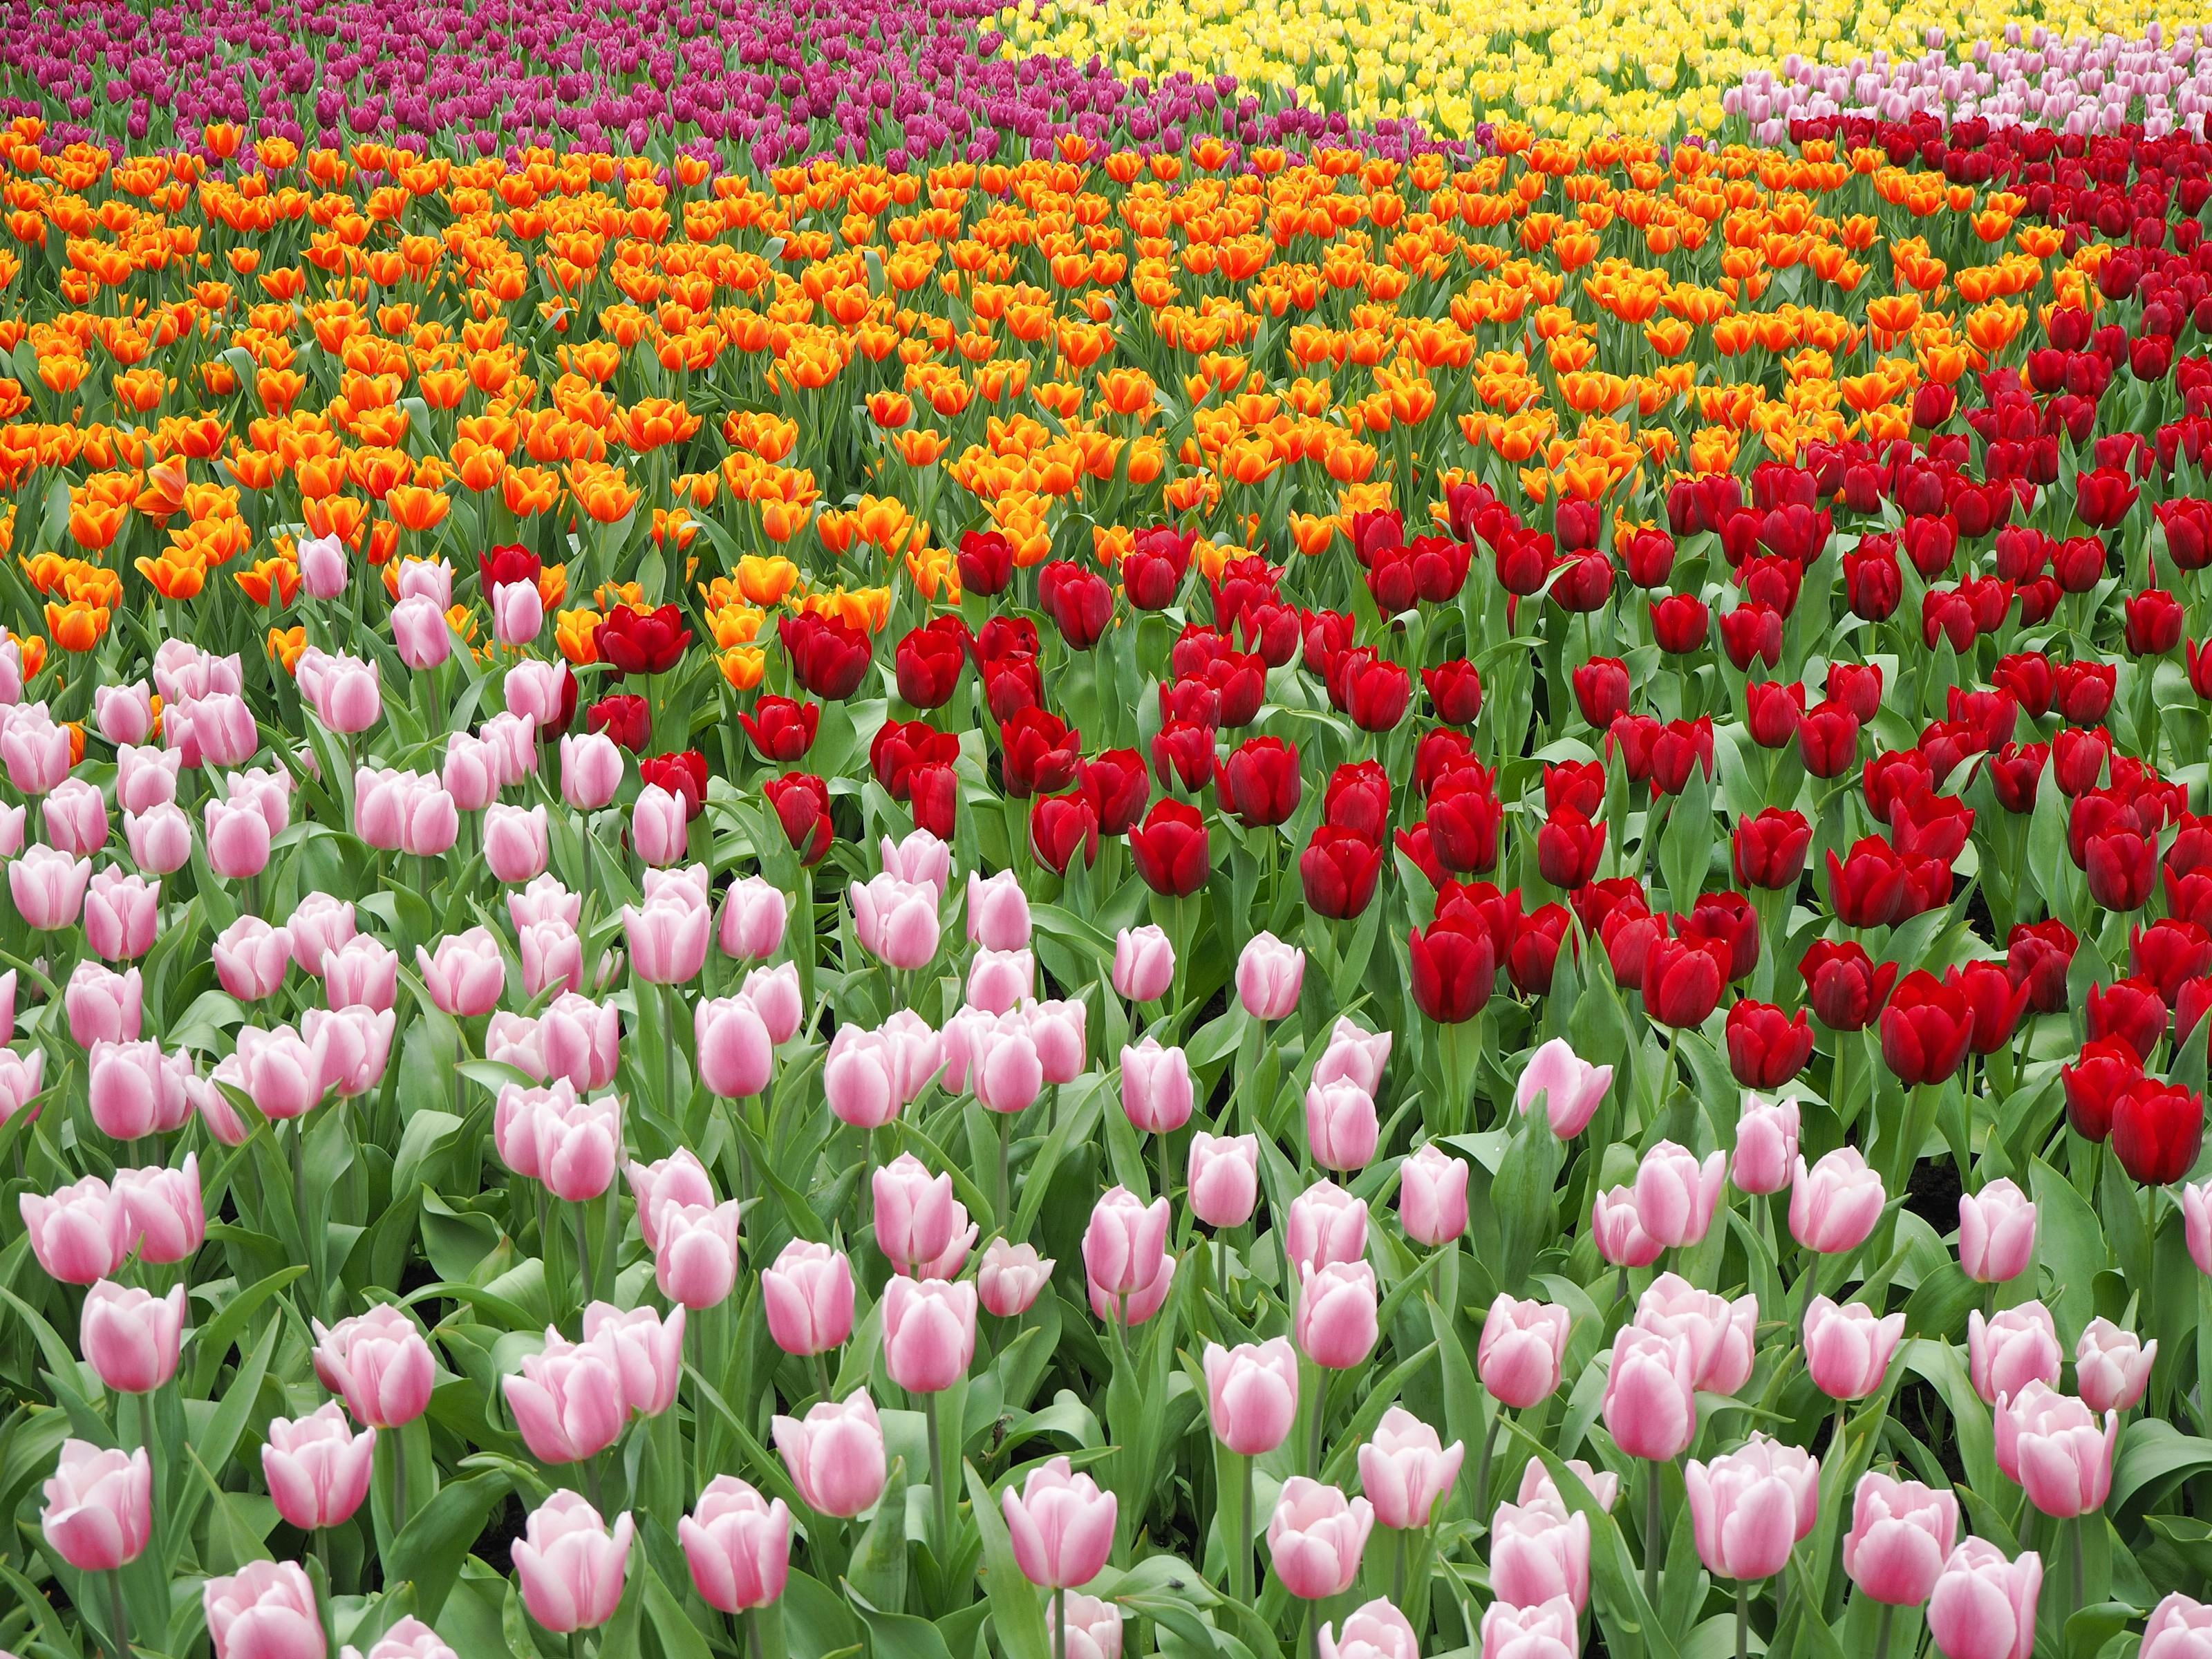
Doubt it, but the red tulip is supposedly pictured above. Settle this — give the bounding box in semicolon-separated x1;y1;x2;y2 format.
1800;939;1898;1031
1950;959;2029;1055
1123;527;1195;610
1331;649;1412;733
776;612;869;700
1797;700;1861;778
2063;1038;2143;1140
1030;794;1100;874
1879;970;1973;1086
1573;658;1631;729
1323;762;1391;843
1733;808;1812;891
1826;837;1908;928
1718;603;1783;671
894;620;968;709
1649;717;1714;797
2085;827;2157;910
1744;680;1804;749
1409;917;1495;1024
1216;738;1302;829
2112;1079;2205;1184
736;697;818;764
956;529;1014;595
2130;919;2212;1004
2126;589;2185;657
2087;977;2168;1061
1650;594;1710;655
2006;919;2078;1015
1039;561;1113;649
588;693;650;753
1642;935;1727;1029
1150;720;1216;794
1536;810;1605;890
600;604;694;676
998;709;1081;799
1079;751;1150;838
1422;659;1484;726
1301;828;1382;921
1508;904;1572;996
763;772;832;866
1726;1000;1814;1087
871;720;959;801
1129;800;1210;897
1826;662;1884;724
1427;780;1501;875
1844;547;1902;621
2053;660;2116;724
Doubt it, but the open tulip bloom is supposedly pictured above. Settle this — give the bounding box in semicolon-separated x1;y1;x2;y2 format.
15;42;2212;1659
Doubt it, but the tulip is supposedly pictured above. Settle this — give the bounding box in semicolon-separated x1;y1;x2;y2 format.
1958;1178;2037;1283
881;1275;977;1394
971;1012;1046;1115
312;1304;435;1429
561;733;625;810
1084;1185;1172;1316
1996;1381;2117;1518
1685;1437;1820;1582
1603;1327;1698;1461
1305;1076;1379;1171
415;927;505;1018
762;1240;855;1358
1297;1260;1379;1369
1633;1142;1725;1248
966;946;1033;1014
22;1176;132;1284
0;1045;41;1126
261;1404;377;1531
1286;1179;1369;1275
1480;1595;1579;1659
2143;1594;2212;1659
214;917;292;1002
344;1618;453;1659
1633;1274;1756;1394
1514;1038;1613;1136
79;1280;185;1394
1121;1038;1193;1134
1318;1600;1421;1659
2074;1318;2155;1414
88;1039;193;1140
966;869;1031;950
1188;1132;1259;1230
44;779;109;856
850;874;941;969
12;843;91;929
1591;1186;1663;1268
1730;1094;1799;1194
1803;1295;1906;1400
1968;1303;2062;1407
1479;1295;1572;1409
1844;1471;1957;1607
1490;1489;1592;1610
67;962;144;1045
1236;931;1305;1019
1788;1148;1886;1254
1268;1478;1373;1600
1004;1456;1117;1588
695;994;774;1100
203;1560;325;1659
114;1155;203;1264
1358;1406;1465;1530
874;1154;976;1278
717;877;789;961
1113;924;1177;1002
504;1329;628;1463
1204;1338;1300;1455
622;889;712;985
773;1389;889;1517
1399;1144;1470;1246
655;1199;744;1309
978;1239;1053;1318
42;1439;152;1572
512;1492;634;1633
1928;1538;2040;1659
679;1477;792;1613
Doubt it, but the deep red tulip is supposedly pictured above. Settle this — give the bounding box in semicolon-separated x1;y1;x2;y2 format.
1864;751;1934;825
736;696;818;764
1744;680;1804;749
1129;799;1211;897
910;762;958;840
587;693;650;753
1544;760;1607;820
599;603;694;677
2063;1038;2143;1141
2088;977;2168;1061
870;720;958;800
1800;939;1899;1031
1324;762;1391;843
1331;649;1412;732
1718;603;1783;671
2051;727;2113;796
894;619;968;709
1040;561;1114;650
1797;700;1861;778
2051;534;2110;592
1508;903;1573;996
2085;827;2158;910
1150;720;1217;794
1844;547;1902;621
639;751;708;819
2074;465;2140;528
763;771;832;866
1302;828;1383;921
1950;959;2028;1055
2053;660;2116;725
998;709;1081;798
1605;714;1661;786
1427;779;1502;875
1423;659;1485;726
1079;750;1150;837
1621;527;1676;587
1030;793;1100;873
1826;662;1884;724
1650;717;1715;796
2157;499;2212;570
2007;919;2079;1015
980;654;1044;722
2126;589;2186;657
1734;808;1812;891
1826;837;1907;928
1726;1000;1814;1087
1992;652;2055;718
1642;935;1727;1029
955;529;1015;595
2112;1079;2206;1185
1650;594;1709;654
1216;738;1302;828
1879;970;1973;1086
1686;891;1761;982
1892;791;1975;863
1536;810;1605;890
1573;658;1632;729
778;612;871;700
1409;916;1495;1024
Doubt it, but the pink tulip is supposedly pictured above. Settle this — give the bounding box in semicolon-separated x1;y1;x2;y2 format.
978;1239;1053;1318
94;682;157;745
1843;1471;1956;1606
1358;1405;1464;1529
1803;1295;1906;1400
41;1439;152;1571
0;800;25;857
345;1617;456;1659
773;1389;890;1517
391;594;454;670
880;828;950;894
536;993;618;1091
288;894;357;976
972;1012;1045;1115
44;778;110;856
1189;1132;1259;1229
1297;1260;1378;1369
505;1329;630;1463
1088;1249;1175;1327
1083;1185;1172;1301
1490;1493;1591;1611
1060;1595;1122;1659
559;732;625;810
0;1045;41;1125
695;994;773;1100
215;917;293;1001
1399;1144;1470;1246
1312;1016;1393;1094
824;1026;902;1129
965;947;1032;1014
621;890;711;985
1004;1456;1118;1588
202;1559;326;1659
483;803;550;884
513;1492;634;1633
1286;1179;1368;1275
626;1150;717;1250
717;877;789;960
874;1154;977;1278
1927;1538;2040;1659
1;709;69;791
516;921;584;1000
1967;1302;2062;1407
1113;925;1176;1002
1306;1078;1379;1172
1268;1478;1372;1599
1203;1338;1300;1454
499;655;561;720
1519;1456;1619;1514
67;961;144;1044
581;1302;684;1418
12;844;90;929
233;1024;327;1121
966;869;1032;950
1479;1295;1573;1409
742;962;804;1044
1236;932;1304;1020
1121;1038;1193;1134
850;874;941;970
22;1176;131;1284
395;777;459;859
308;1006;393;1099
491;579;544;647
1025;997;1087;1083
116;744;181;812
1995;1381;2117;1518
1633;1141;1725;1248
1480;1596;1578;1659
1634;1273;1757;1394
1958;1177;2037;1284
312;1304;435;1428
1685;1434;1819;1584
302;651;382;733
88;1038;193;1140
1318;1600;1420;1659
115;1154;204;1263
632;783;689;867
205;798;273;881
84;870;157;959
1603;1327;1698;1461
1789;1148;1886;1254
79;1279;185;1394
763;1240;856;1357
170;691;260;769
655;1199;744;1309
680;1477;791;1613
261;1404;377;1530
417;928;505;1017
2142;1594;2212;1659
124;803;192;874
1591;1186;1663;1268
1515;1038;1613;1136
2075;1318;2155;1414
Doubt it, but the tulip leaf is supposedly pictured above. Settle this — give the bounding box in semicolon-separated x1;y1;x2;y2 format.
845;1454;911;1613
186;1264;308;1396
642;1564;715;1659
386;1469;509;1621
964;1459;1053;1659
2030;1155;2107;1346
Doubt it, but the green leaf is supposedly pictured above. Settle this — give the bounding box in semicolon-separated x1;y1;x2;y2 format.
2030;1155;2107;1345
844;1454;911;1614
187;1265;308;1395
169;1309;283;1571
2111;1418;2212;1516
644;1565;716;1659
385;1470;510;1621
964;1459;1052;1658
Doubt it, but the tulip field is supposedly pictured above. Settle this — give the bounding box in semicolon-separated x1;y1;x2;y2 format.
14;6;2212;1659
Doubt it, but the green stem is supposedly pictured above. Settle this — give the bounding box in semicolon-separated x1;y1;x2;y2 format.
1474;1410;1502;1528
1644;1461;1665;1612
745;1609;765;1659
1873;1603;1896;1659
814;1350;834;1407
106;1569;129;1659
1241;1450;1256;1608
1054;1588;1067;1659
928;1392;955;1557
997;1109;1013;1233
1735;1579;1750;1659
292;1117;317;1312
573;1197;597;1306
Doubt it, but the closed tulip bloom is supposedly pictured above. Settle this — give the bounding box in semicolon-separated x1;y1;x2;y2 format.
1731;1094;1799;1195
482;804;550;885
1287;1179;1369;1275
881;1275;977;1394
1004;1456;1117;1588
415;928;505;1017
0;1045;41;1125
1399;1144;1470;1246
695;994;773;1100
680;1477;791;1613
1269;1479;1373;1600
1788;1148;1886;1254
1490;1494;1591;1610
1204;1338;1300;1454
1844;1471;1956;1607
559;733;625;810
773;1389;889;1517
621;890;712;986
762;1241;854;1358
1189;1132;1259;1229
214;917;292;1002
966;946;1033;1015
67;961;144;1044
1804;1295;1906;1400
95;681;157;745
979;1239;1053;1318
1358;1406;1465;1530
874;1154;976;1278
1120;1038;1193;1134
1297;1260;1379;1369
581;1302;686;1418
89;1038;194;1139
82;870;158;961
1480;1595;1579;1659
739;963;803;1046
1024;997;1087;1085
1237;932;1305;1020
285;894;357;977
203;1559;325;1659
1318;1600;1421;1659
505;1329;629;1463
1312;1018;1394;1094
261;1403;377;1531
1604;1327;1699;1461
717;877;789;961
851;874;941;970
1968;1303;2062;1407
1113;925;1177;1002
2074;1318;2155;1414
1685;1438;1819;1583
1633;1142;1725;1248
43;780;108;856
344;1613;454;1659
115;1155;204;1264
1084;1185;1172;1301
655;1199;744;1310
966;870;1032;950
21;1177;131;1284
2141;1594;2212;1659
1480;1295;1573;1409
1633;1274;1757;1395
312;1304;435;1429
513;1492;633;1633
116;744;182;814
1928;1538;2040;1659
1996;1382;2117;1518
1958;1179;2037;1284
79;1280;185;1394
630;784;688;867
1513;1037;1613;1137
534;1086;622;1203
42;1439;152;1572
1306;1077;1379;1171
971;1013;1045;1115
124;802;191;874
1519;1457;1620;1515
1591;1186;1664;1268
626;1150;716;1251
2;713;69;793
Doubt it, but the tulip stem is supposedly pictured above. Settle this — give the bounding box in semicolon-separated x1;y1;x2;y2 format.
1240;1450;1256;1606
292;1118;319;1313
2070;1515;2086;1618
814;1349;835;1406
393;1433;409;1527
1643;1462;1665;1611
1053;1588;1067;1659
105;1568;129;1659
997;1109;1013;1232
1872;1603;1896;1659
574;1197;597;1306
928;1391;955;1558
1473;1410;1501;1528
1156;1127;1172;1208
1734;1580;1749;1659
744;1609;765;1659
